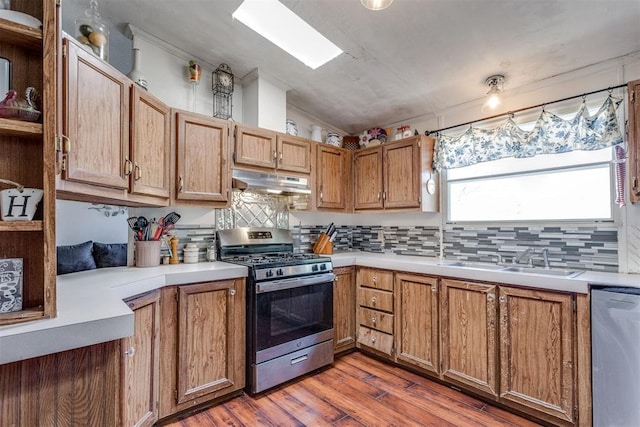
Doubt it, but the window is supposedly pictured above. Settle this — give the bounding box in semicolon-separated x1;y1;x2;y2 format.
446;148;614;222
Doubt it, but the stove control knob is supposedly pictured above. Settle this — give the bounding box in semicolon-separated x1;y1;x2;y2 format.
266;269;274;278
277;268;284;276
320;264;327;271
312;264;319;272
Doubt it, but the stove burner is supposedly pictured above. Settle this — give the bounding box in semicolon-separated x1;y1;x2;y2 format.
226;253;323;265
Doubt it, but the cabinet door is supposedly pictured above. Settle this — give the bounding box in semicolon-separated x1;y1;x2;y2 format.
234;124;277;170
174;110;230;203
63;38;129;189
277;134;311;173
354;147;384;210
440;278;498;398
121;291;161;427
384;139;420;209
317;145;349;210
499;286;575;424
395;274;439;375
176;280;244;404
130;86;171;200
628;79;640;203
333;267;356;353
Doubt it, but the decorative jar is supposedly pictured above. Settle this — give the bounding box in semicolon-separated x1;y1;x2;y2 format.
74;0;109;61
183;243;199;264
286;119;298;136
325;132;342;147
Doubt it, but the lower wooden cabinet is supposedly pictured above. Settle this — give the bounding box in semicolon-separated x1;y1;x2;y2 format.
394;273;439;375
333;266;356;353
121;290;161;427
440;278;499;398
498;286;575;424
158;279;245;419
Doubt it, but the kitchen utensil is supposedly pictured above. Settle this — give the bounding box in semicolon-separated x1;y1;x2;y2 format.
163;211;181;226
136;216;149;240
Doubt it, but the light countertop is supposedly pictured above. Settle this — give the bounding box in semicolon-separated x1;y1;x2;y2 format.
2;251;638;365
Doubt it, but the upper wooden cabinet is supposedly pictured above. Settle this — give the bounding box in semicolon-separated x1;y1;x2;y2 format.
0;0;57;325
159;279;245;418
129;86;171;201
315;144;352;212
173;109;231;206
628;79;640;203
233;124;311;174
354;136;438;212
59;37;171;206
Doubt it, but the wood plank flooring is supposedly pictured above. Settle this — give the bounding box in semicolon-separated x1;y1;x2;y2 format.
163;352;541;427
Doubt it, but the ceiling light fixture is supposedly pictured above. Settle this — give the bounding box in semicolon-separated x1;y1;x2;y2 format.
482;74;505;111
360;0;394;11
232;0;343;70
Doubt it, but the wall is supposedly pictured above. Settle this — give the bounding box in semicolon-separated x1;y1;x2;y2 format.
56;200;128;246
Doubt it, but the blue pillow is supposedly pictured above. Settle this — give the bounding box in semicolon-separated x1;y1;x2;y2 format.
57;241;96;275
93;242;127;268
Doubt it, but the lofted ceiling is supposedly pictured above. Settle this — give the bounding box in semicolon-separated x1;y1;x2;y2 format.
73;0;640;134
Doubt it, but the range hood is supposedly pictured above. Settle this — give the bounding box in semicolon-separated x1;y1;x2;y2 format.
232;169;311;195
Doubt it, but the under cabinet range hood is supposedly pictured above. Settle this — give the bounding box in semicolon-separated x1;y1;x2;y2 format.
232;169;311;195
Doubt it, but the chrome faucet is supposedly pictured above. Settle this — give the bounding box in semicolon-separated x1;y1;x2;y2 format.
513;248;534;266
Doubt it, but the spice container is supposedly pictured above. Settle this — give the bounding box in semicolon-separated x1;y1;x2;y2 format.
74;0;109;61
183;243;199;264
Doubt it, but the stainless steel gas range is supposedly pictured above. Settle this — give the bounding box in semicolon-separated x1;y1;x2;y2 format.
217;227;335;395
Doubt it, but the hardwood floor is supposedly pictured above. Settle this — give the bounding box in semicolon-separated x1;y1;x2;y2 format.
163;352;540;427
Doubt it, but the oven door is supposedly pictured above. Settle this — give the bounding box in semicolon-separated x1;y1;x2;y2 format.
253;272;334;364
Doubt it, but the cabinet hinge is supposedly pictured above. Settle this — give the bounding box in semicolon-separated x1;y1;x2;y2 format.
234;126;237;138
62;44;66;58
55;135;62;152
174;389;178;400
573;298;577;313
232;152;236;163
175;289;179;302
573;405;578;421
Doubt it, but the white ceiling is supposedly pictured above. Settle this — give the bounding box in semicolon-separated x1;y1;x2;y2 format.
84;0;639;134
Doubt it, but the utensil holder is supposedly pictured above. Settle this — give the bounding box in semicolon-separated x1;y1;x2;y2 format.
135;240;161;267
313;232;333;255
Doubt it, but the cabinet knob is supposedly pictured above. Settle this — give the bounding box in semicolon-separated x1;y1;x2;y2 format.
487;294;495;302
372;276;377;282
371;335;376;343
124;346;135;357
230;289;236;296
371;316;377;324
371;296;377;305
431;286;436;292
499;296;506;303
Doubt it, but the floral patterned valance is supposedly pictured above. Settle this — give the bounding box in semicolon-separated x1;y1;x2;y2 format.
434;96;623;170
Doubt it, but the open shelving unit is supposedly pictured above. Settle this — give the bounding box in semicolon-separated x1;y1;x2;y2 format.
0;2;56;326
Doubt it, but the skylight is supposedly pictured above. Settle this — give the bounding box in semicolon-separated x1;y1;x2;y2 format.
232;0;343;70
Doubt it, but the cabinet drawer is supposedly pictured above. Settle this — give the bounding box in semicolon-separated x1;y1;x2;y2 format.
358;326;393;355
358;307;393;334
358;287;393;312
358;268;393;291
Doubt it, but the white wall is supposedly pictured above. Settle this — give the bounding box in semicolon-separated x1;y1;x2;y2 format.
56;200;129;246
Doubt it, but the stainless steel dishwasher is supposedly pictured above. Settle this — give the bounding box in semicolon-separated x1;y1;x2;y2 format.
592;287;640;426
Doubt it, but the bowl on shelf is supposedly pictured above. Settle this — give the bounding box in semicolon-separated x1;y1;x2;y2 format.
0;106;40;122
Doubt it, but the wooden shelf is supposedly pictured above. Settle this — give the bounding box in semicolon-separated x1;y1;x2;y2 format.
0;117;43;138
0;306;45;326
0;220;43;231
0;16;42;50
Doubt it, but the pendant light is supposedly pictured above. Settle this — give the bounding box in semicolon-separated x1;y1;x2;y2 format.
360;0;394;11
482;74;505;112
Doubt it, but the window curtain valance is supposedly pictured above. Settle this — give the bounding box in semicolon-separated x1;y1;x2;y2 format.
434;96;623;171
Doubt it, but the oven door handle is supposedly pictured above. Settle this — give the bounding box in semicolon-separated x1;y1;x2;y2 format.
256;272;336;293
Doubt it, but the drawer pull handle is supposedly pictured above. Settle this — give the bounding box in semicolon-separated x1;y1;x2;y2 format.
291;355;308;365
229;289;236;296
372;276;377;282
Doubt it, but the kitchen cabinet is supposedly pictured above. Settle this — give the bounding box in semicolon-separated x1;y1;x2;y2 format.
333;266;356;353
121;290;161;427
394;273;439;375
59;36;171;206
498;286;575;424
233;124;311;174
354;136;438;212
315;143;352;212
0;1;57;326
440;278;498;398
158;279;245;418
628;79;640;203
173;109;231;207
356;267;394;358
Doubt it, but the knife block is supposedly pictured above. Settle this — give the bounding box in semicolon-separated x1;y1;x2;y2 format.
313;232;333;255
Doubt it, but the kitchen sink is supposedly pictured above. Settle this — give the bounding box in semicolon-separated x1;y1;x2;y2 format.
440;261;504;270
500;266;584;278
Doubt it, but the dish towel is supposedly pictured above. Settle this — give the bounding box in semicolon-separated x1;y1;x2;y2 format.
614;144;626;207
